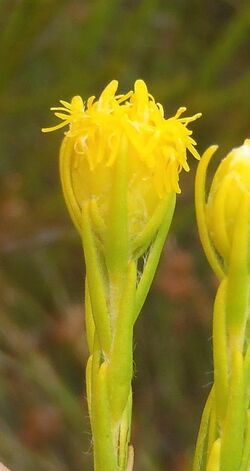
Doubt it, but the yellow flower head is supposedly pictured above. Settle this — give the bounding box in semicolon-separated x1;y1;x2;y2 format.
43;80;201;264
195;140;250;277
43;79;200;191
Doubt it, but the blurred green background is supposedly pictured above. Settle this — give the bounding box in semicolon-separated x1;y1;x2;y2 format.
0;1;250;470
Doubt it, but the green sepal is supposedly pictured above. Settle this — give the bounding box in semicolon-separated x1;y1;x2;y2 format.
134;193;176;322
118;390;133;470
226;194;249;351
59;136;82;234
104;139;129;275
86;355;93;425
81;204;112;355
240;410;250;471
206;439;221;471
89;198;106;240
193;387;214;471
132;193;174;257
195;145;225;280
207;400;217;461
244;344;250;408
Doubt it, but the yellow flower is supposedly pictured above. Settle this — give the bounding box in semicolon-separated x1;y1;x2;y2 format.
43;80;201;262
43;80;201;471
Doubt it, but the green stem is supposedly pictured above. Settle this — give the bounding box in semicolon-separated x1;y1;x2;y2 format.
108;262;136;422
220;351;245;471
213;279;228;424
85;277;95;354
92;359;117;471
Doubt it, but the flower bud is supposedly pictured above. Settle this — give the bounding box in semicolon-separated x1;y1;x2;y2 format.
196;140;250;274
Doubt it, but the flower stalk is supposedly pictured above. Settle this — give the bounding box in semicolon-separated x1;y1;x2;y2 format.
43;80;201;470
194;140;250;471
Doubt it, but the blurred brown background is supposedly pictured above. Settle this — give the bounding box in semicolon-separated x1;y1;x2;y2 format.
0;1;250;470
